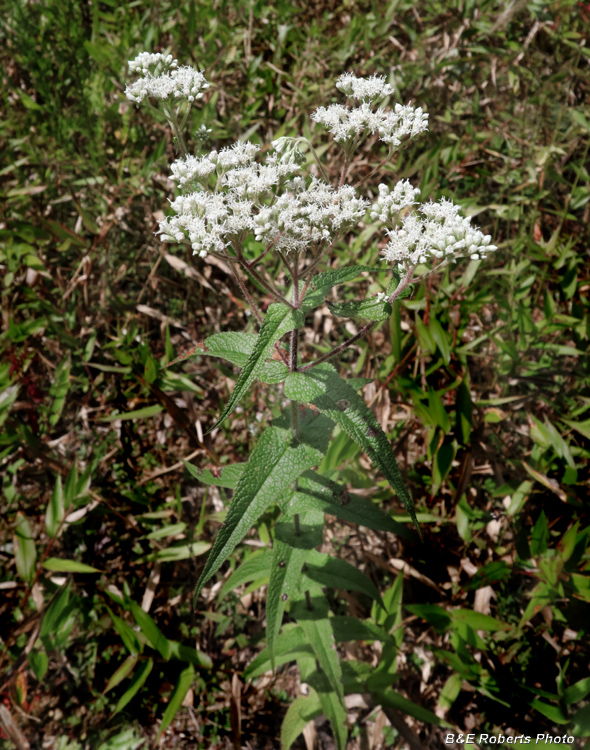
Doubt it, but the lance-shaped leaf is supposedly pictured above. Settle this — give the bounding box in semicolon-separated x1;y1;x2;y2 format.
195;410;332;599
327;297;392;322
295;638;347;750
208;304;303;434
281;688;323;750
203;331;289;384
284;365;420;535
267;509;324;669
287;470;415;540
218;549;273;599
303;550;384;608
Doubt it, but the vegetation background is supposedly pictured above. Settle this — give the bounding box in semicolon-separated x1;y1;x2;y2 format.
1;0;589;748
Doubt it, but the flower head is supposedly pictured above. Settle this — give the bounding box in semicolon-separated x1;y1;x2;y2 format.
382;197;497;268
125;52;209;104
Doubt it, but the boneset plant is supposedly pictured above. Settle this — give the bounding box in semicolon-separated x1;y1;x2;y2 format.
125;53;497;747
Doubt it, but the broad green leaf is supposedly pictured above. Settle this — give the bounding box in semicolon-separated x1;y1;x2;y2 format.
281;689;323;750
283;365;419;534
208;303;303;433
45;474;64;538
130;601;171;660
287;470;414;539
14;513;37;583
103;654;140;694
291;583;344;703
184;460;247;489
112;658;153;715
157;663;194;739
405;604;452;631
304;550;383;607
438;672;463;711
296;647;347;750
167;641;212;669
327;297;392;322
49;358;71;427
202;332;289;383
100;404;164;421
218;549;273;598
195;410;332;598
43;558;101;573
267;509;324;668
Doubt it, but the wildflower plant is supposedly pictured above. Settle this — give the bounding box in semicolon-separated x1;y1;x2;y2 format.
125;53;497;747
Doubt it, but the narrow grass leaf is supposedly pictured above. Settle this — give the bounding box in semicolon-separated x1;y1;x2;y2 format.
103;654;140;694
45;475;64;538
43;558;101;573
112;658;153;715
130;601;171;660
157;663;195;738
14;513;37;583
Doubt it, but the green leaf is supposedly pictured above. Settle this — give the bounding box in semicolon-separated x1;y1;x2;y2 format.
201;332;290;383
48;358;71;427
28;649;48;681
429;318;451;365
563;676;590;706
43;558;101;573
45;475;64;538
167;641;212;669
244;624;312;679
283;365;419;534
218;550;273;598
281;689;323;750
267;509;324;669
330;616;387;643
288;471;414;539
291;584;344;703
375;688;451;727
130;601;171;660
40;582;76;651
455;380;472;446
438;672;463;711
184;460;247;489
14;513;37;583
304;550;383;607
100;404;164;421
103;655;140;694
157;663;194;738
530;511;549;558
108;608;142;655
142;541;211;563
296;646;348;750
208;303;304;433
112;658;153;715
529;698;569;724
195;410;332;599
302;265;383;312
327;297;392;321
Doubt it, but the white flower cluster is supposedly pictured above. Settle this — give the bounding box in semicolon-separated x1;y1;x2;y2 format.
312;101;428;148
370;180;421;223
382;197;497;268
125;52;210;104
159;140;368;257
336;73;394;103
253;178;369;254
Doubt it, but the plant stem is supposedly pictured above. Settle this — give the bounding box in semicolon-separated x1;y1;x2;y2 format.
165;106;189;157
353;149;392;189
